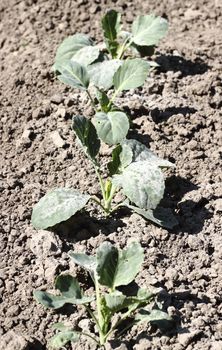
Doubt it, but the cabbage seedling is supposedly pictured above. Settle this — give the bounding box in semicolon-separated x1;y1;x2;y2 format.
53;9;168;106
34;241;172;349
31;116;177;230
31;10;176;231
101;10;168;60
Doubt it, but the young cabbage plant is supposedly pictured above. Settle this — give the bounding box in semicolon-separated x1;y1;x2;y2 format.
53;9;168;107
31;116;178;231
34;241;172;349
101;9;168;61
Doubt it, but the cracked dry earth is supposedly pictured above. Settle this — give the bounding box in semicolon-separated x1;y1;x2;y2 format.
0;0;222;349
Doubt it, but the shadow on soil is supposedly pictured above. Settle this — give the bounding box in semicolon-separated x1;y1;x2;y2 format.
150;106;198;123
125;105;197;124
165;175;213;235
156;54;209;77
52;210;126;245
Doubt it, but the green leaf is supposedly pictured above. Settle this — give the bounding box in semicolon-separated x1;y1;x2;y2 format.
101;9;121;58
72;115;100;161
88;59;122;90
54;33;93;69
71;46;100;67
113;241;144;287
96;241;144;289
127;288;154;314
55;275;81;299
105;291;126;312
105;289;154;314
49;330;79;349
125;203;178;229
96;89;110;112
132;15;168;46
34;275;93;309
123;204;163;227
34;290;68;309
135;308;172;326
113;58;149;92
31;188;90;229
34;290;93;309
57;60;90;90
69;252;97;278
112;161;165;210
120;139;175;168
96;242;118;288
94;111;129;145
108;145;122;175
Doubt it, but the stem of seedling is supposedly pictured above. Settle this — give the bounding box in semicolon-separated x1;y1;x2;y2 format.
84;305;101;333
103;308;132;342
75;330;100;346
94;166;107;203
108;89;119;109
92;165;117;216
117;37;132;59
91;196;107;213
104;183;117;213
86;89;97;111
110;202;124;213
95;278;106;346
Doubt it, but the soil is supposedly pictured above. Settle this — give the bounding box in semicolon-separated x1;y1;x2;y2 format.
0;0;222;349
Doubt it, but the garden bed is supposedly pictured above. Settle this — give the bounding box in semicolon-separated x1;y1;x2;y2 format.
0;0;221;349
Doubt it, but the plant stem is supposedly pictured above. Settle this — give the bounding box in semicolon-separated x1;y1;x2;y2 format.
76;330;100;345
95;278;106;345
117;36;131;59
86;89;97;111
108;89;119;109
84;305;101;333
119;39;133;59
110;202;125;213
104;184;117;212
104;309;132;342
91;196;108;213
93;165;107;204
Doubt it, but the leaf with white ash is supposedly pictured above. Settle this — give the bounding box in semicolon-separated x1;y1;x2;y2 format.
31;188;90;229
120;139;175;168
88;59;122;90
112;161;165;210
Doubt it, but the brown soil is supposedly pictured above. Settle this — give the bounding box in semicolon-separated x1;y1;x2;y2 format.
0;0;222;349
